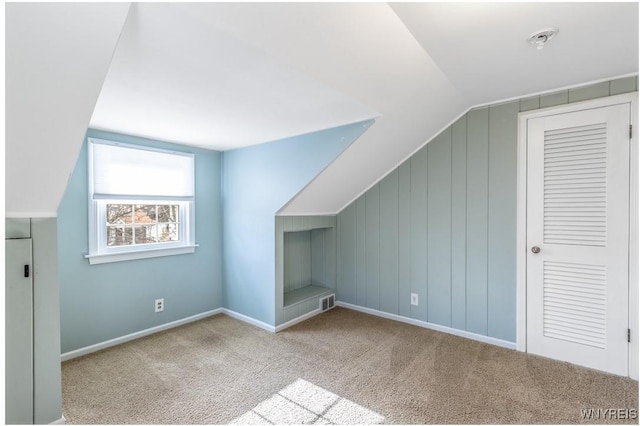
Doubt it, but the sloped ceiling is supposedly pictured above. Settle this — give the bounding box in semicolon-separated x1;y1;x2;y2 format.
282;2;639;214
89;3;380;150
391;2;639;105
5;3;131;217
5;2;638;217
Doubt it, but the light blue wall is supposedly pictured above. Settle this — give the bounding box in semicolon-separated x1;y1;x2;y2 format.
337;76;638;343
222;121;373;326
58;129;223;353
56;77;636;351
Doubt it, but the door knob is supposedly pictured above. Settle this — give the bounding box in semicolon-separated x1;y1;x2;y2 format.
531;246;541;254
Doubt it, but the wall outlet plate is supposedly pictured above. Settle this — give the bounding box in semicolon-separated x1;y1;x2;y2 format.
410;293;419;306
155;298;164;313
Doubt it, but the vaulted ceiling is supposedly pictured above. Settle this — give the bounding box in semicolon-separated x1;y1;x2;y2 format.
6;2;638;217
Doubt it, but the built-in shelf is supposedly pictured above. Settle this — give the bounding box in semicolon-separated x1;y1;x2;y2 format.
283;283;333;307
276;215;337;326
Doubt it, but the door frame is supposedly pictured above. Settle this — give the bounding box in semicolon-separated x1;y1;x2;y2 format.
516;92;638;379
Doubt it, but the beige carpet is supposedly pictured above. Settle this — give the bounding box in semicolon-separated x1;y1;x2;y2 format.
62;307;638;424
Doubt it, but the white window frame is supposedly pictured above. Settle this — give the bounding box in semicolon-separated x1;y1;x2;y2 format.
85;138;197;265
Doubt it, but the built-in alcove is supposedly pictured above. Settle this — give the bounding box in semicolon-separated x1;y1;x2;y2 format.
283;228;334;307
275;216;336;326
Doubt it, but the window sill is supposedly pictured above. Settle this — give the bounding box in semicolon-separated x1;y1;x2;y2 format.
85;244;198;265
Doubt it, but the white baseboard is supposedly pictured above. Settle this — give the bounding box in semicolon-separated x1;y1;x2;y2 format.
275;308;322;332
220;308;276;333
60;303;514;363
336;302;516;350
60;308;282;362
49;415;66;424
61;309;222;361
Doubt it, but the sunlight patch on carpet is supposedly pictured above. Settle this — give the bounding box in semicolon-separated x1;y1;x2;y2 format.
230;378;385;424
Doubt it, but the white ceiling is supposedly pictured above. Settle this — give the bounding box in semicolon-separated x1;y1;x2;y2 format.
5;2;639;216
90;2;639;152
5;3;131;217
391;2;639;105
90;4;380;150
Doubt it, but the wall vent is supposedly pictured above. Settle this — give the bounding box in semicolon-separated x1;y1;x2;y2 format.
320;294;335;312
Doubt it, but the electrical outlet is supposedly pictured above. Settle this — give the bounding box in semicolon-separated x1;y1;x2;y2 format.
155;298;164;313
410;293;419;306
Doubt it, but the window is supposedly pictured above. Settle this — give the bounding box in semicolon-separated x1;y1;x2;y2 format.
86;138;196;264
105;203;180;246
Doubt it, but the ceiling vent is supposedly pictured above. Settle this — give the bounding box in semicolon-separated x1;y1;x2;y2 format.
528;27;559;50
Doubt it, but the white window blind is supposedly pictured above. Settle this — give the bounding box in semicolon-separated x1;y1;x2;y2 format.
90;140;194;200
86;138;197;264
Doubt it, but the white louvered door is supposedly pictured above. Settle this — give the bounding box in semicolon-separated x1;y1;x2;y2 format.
526;103;630;376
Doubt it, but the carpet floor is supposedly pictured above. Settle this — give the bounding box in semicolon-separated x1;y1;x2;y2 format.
62;307;638;424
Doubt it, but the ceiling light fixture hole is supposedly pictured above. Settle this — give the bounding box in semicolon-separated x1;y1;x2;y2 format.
528;27;559;50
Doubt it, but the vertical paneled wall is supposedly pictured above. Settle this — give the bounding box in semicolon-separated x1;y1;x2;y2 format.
311;228;336;286
283;231;312;293
283;228;336;292
337;77;637;343
276;216;337;325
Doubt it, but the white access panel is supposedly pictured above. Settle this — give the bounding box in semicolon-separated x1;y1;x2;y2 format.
6;238;34;424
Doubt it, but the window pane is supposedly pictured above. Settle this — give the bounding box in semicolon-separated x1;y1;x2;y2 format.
157;205;178;223
159;223;179;242
134;226;157;244
134;205;156;224
107;204;132;225
102;202;185;252
107;226;133;246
